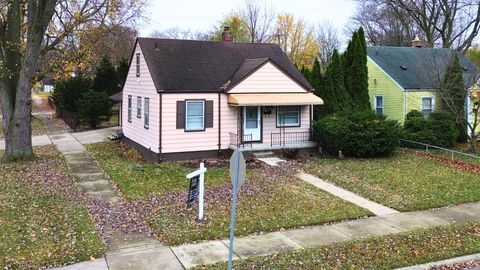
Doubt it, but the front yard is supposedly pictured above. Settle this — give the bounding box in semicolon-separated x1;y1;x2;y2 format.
303;149;480;212
203;221;480;269
0;146;103;269
86;141;371;245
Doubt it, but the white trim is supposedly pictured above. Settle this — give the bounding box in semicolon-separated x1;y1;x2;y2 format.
185;100;205;131
421;96;435;117
374;95;384;115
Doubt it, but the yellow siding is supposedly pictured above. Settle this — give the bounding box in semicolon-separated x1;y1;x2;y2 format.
367;58;406;124
405;91;441;114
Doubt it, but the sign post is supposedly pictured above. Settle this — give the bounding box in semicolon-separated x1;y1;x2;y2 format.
227;150;246;270
186;162;207;221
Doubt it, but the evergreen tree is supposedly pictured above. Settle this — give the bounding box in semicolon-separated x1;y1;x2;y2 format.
93;55;119;95
116;58;130;90
342;33;355;97
310;58;322;90
345;29;371;112
441;54;468;142
316;49;350;117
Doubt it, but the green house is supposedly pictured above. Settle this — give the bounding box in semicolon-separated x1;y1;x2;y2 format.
366;45;478;133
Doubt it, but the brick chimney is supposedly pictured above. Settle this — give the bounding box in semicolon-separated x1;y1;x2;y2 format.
222;26;233;42
412;35;423;48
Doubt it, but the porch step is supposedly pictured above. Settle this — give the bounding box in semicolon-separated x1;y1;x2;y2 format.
253;151;275;158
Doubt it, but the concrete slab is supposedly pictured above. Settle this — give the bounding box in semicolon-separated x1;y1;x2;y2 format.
281;226;351;247
451;203;480;216
50;258;108;270
171;240;237;269
86;190;121;203
257;157;286;166
76;180;112;192
379;212;448;231
395;252;480;270
71;172;106;182
107;231;162;251
330;217;401;238
0;135;52;149
72;127;120;145
221;232;302;258
107;245;183;270
427;207;480;223
68;163;104;174
297;172;399;216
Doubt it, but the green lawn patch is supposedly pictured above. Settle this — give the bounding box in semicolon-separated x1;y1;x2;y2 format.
85;141;230;200
202;221;480;269
87;141;371;245
0;116;47;138
0;146;104;269
303;150;480;211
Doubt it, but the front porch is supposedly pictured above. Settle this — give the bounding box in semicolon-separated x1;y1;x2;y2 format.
228;131;318;151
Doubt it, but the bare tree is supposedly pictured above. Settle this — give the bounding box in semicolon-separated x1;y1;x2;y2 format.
315;21;341;72
239;0;275;43
150;27;211;40
350;0;423;46
354;0;480;52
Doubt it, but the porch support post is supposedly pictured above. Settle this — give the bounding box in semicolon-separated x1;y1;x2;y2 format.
309;105;313;140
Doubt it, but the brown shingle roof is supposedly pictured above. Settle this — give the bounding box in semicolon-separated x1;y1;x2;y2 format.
137;38;313;92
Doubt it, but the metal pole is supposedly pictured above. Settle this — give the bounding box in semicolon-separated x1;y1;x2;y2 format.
198;162;205;221
227;151;240;270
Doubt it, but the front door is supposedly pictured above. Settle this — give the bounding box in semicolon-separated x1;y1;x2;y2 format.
243;106;261;142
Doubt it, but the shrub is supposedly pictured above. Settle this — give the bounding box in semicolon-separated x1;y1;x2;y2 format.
403;110;458;148
312;111;401;157
52;76;92;113
76;91;112;128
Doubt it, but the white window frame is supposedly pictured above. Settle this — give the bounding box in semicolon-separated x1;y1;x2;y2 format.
185;100;205;131
421;96;435;118
144;97;149;129
137;96;142;118
276;106;301;127
136;53;140;77
374;95;384;115
127;95;132;123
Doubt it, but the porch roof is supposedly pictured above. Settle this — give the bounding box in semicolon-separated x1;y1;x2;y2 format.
228;93;324;107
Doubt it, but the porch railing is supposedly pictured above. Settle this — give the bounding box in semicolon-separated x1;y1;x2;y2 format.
229;132;253;149
271;130;310;147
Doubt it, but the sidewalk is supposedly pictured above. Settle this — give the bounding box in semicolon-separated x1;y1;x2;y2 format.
53;201;480;269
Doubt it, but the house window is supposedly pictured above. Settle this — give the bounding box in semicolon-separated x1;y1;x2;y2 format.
137;96;142;118
144;98;149;129
127;95;132;122
422;97;434;118
136;53;140;77
277;106;300;127
185;100;205;131
374;95;384;115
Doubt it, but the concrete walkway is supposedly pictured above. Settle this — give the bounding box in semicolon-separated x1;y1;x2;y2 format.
54;202;480;269
297;172;399;216
0;134;52;149
395;253;480;270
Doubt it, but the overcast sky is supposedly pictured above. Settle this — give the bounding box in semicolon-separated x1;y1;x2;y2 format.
139;0;357;41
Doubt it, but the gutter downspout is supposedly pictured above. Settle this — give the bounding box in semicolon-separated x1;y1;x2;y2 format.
158;92;163;162
218;92;222;153
404;90;408;122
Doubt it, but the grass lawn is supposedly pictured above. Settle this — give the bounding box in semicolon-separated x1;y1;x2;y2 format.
0;116;47;138
87;141;371;245
85;142;231;199
303;150;480;212
201;221;480;269
0;146;104;269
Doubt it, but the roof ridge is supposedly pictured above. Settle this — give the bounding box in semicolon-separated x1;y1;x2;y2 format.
137;36;279;46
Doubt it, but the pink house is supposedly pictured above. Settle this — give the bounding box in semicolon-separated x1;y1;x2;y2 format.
120;27;323;161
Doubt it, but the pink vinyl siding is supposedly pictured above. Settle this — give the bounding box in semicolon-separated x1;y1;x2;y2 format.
162;93;238;153
262;106;310;144
228;62;307;93
122;43;160;153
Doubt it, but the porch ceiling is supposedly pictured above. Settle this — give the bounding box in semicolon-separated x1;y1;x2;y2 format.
228;93;324;106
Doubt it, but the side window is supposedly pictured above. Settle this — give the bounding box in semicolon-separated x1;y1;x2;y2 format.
137;96;142;118
422;97;434;118
144;98;149;129
136;53;140;77
185;100;205;131
127;95;132;122
374;95;384;115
